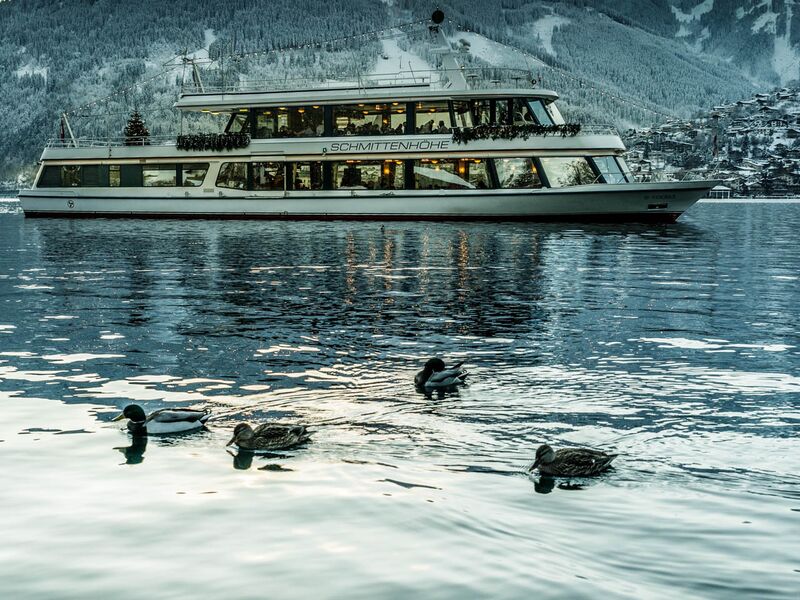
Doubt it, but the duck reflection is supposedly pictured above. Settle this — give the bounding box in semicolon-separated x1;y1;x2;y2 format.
228;448;291;470
114;435;147;465
231;450;254;470
533;475;556;494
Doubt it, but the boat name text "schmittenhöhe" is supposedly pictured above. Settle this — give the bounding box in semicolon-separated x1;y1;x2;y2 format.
327;140;450;153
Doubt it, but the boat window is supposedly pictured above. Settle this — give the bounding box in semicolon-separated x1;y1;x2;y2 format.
256;106;324;138
61;165;81;187
252;162;284;191
539;157;597;187
616;156;634;181
513;99;537;126
110;165;121;187
143;164;177;187
182;163;209;187
494;158;543;189
334;104;405;136
415;102;452;134
287;162;323;191
452;101;473;128
81;165;109;187
545;101;565;125
592;156;627;184
495;100;511;125
413;159;479;190
227;112;251;134
471;100;491;125
120;164;143;187
37;166;62;188
525;99;555;125
332;160;404;190
216;162;247;189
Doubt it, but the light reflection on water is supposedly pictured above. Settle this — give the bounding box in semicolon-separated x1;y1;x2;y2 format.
0;200;798;598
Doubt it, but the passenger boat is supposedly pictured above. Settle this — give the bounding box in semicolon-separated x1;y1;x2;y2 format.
19;13;716;222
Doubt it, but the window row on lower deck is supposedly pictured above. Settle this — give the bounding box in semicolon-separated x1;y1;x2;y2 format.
37;163;209;188
37;156;632;191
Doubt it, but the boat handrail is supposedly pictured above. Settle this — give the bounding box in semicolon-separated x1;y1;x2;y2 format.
45;136;179;149
179;67;539;96
44;124;619;149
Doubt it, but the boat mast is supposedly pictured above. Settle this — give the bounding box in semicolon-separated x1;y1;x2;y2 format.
429;9;467;90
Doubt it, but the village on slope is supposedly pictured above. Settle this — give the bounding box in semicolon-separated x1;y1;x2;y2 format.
624;88;800;198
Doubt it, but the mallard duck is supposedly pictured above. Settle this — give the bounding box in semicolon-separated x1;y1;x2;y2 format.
530;444;617;477
112;404;210;435
226;422;311;452
415;358;468;389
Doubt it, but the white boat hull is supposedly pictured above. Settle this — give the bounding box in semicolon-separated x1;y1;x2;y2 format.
19;181;714;222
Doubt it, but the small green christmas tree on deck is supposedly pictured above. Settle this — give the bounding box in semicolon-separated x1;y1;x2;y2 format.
124;110;150;146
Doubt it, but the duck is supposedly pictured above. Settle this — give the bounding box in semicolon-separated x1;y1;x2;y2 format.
112;404;210;435
414;358;468;389
530;444;617;477
226;422;311;452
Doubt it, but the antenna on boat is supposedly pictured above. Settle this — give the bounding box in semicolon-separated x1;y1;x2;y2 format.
60;113;76;147
427;9;467;90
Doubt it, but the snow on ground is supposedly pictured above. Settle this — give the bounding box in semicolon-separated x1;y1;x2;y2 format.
15;62;47;80
773;1;800;84
671;0;714;23
531;14;570;56
370;37;431;78
447;31;546;69
752;10;778;34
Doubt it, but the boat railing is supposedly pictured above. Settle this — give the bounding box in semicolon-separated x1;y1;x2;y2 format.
179;67;539;96
44;123;619;150
46;136;178;149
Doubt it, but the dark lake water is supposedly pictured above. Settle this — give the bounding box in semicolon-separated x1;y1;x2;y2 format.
0;198;798;598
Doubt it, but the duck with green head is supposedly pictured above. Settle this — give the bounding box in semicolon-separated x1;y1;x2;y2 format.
112;404;211;435
415;358;467;390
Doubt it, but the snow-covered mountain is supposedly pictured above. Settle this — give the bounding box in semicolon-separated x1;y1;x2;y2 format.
0;0;797;183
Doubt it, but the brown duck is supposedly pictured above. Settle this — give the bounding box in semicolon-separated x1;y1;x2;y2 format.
531;444;617;477
227;422;311;452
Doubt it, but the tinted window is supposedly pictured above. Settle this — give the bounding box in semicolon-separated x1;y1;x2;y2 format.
227;112;250;134
252;162;284;191
287;162;323;191
334;104;405;136
256;106;323;138
120;164;142;187
592;156;627;184
415;102;451;134
526;99;554;125
332;160;403;190
216;162;247;189
62;165;81;187
494;158;543;189
81;165;109;187
37;166;62;188
540;157;596;187
471;100;491;125
182;164;209;187
143;164;177;187
452;101;473;128
414;159;480;190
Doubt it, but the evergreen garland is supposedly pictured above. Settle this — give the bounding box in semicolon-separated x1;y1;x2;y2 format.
452;123;582;144
176;133;251;151
123;110;150;146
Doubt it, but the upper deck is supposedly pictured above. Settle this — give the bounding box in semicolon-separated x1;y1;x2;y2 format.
175;68;558;112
